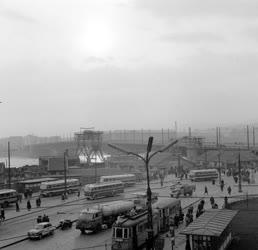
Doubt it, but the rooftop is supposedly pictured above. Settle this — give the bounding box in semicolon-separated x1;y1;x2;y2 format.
180;209;238;237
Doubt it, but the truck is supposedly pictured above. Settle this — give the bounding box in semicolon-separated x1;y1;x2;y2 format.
170;183;196;198
76;200;135;234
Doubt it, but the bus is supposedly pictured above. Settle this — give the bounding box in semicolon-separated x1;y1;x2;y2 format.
84;181;124;200
0;189;18;207
40;179;81;197
16;178;57;193
99;174;136;187
189;169;218;181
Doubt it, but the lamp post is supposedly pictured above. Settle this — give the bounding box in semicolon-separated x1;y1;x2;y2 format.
64;149;68;199
108;137;182;250
8;141;11;189
238;151;242;193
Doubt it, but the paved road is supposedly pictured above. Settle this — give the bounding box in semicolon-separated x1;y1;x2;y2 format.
2;173;258;250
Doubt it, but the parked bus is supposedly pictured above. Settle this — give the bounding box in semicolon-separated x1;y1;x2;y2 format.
0;189;18;207
189;169;218;181
84;181;124;200
40;179;81;197
100;174;136;187
15;178;57;193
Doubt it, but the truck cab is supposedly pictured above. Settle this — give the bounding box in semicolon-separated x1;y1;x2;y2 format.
170;183;195;198
76;208;103;233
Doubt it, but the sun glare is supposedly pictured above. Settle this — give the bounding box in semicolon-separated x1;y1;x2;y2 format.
82;18;115;56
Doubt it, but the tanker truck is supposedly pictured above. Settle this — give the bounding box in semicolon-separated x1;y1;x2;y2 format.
76;200;135;234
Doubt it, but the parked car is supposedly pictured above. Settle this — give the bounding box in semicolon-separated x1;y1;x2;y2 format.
57;219;73;230
28;222;55;240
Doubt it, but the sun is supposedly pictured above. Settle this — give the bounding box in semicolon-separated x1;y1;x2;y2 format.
82;18;115;56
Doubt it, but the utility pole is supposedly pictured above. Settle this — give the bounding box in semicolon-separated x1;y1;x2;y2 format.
247;125;250;150
108;137;181;250
238;152;242;193
64;149;68;198
216;127;219;147
161;128;164;145
218;151;221;185
146;137;154;250
253;127;255;147
8;141;11;189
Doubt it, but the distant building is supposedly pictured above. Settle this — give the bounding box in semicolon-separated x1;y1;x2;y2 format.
195;150;258;169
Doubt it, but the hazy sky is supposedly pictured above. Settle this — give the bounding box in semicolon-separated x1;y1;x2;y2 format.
1;0;258;137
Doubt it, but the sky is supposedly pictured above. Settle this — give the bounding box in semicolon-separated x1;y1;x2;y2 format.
1;0;258;137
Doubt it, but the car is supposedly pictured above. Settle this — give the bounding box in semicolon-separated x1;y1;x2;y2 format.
57;219;73;230
28;222;55;240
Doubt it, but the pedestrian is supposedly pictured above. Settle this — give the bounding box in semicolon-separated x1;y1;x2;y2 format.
38;197;41;207
210;196;215;206
18;193;22;203
227;186;232;196
16;202;20;212
27;200;31;211
77;190;80;197
37;215;42;223
174;214;179;228
220;183;224;192
204;186;208;195
1;206;5;221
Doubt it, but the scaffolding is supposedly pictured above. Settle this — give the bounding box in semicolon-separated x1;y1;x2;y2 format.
74;130;104;165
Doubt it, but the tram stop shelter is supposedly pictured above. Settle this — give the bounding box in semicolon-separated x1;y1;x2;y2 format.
180;209;238;250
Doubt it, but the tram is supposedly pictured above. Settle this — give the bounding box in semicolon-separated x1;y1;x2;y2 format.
111;198;182;250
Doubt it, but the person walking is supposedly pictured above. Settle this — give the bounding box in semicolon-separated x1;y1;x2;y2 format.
27;200;31;211
1;206;5;221
77;190;80;197
16;202;20;212
227;186;232;196
174;214;179;228
204;186;208;195
210;196;215;206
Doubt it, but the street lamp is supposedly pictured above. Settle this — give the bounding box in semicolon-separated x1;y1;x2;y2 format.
64;149;69;199
108;136;182;250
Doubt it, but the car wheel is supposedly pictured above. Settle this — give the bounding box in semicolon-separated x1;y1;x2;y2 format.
50;230;54;235
80;229;85;234
38;234;42;240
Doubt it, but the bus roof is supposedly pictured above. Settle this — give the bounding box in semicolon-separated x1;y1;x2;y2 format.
180;209;238;237
100;174;135;179
0;189;17;194
19;178;56;184
41;179;79;185
85;181;123;188
190;169;217;173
